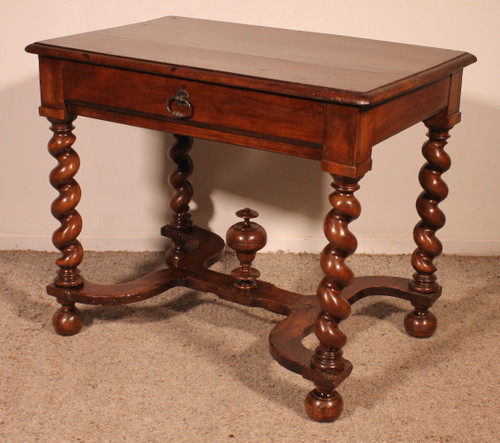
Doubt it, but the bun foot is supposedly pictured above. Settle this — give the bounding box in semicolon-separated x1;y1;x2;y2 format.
52;303;83;336
404;306;437;338
305;389;343;422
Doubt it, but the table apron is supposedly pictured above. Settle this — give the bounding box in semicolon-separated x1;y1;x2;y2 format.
60;61;326;157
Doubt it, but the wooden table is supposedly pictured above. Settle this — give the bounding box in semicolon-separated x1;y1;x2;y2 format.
26;17;476;422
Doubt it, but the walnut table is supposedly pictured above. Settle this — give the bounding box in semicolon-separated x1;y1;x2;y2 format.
26;17;476;422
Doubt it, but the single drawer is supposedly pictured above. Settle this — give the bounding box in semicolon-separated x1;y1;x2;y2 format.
62;62;325;145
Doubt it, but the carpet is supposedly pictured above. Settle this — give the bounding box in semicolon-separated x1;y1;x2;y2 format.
1;251;498;442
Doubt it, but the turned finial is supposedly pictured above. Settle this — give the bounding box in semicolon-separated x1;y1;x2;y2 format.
226;208;267;289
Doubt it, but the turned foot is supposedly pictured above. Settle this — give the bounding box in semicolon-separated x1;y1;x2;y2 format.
52;302;83;336
404;305;437;338
305;388;343;422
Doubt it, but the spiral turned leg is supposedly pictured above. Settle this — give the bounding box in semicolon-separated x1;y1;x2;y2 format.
48;117;84;335
305;175;361;422
406;123;452;338
165;135;194;267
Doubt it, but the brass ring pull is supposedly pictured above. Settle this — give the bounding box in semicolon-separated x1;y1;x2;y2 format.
166;89;193;120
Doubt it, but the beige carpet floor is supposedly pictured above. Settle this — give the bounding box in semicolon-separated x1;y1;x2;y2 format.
0;250;499;442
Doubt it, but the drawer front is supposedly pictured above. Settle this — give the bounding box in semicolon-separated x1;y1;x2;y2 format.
62;62;325;145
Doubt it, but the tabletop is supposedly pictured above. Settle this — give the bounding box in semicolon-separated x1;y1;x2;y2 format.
26;16;476;106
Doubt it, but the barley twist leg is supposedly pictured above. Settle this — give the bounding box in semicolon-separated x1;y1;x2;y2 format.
165;135;194;267
406;123;452;338
305;175;361;422
47;117;84;335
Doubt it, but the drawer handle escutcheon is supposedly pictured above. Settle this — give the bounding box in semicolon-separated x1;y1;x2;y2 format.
166;89;193;120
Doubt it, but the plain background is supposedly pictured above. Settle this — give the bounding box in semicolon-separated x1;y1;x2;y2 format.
1;0;498;254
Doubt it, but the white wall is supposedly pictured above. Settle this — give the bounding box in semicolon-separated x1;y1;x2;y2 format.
1;0;499;254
